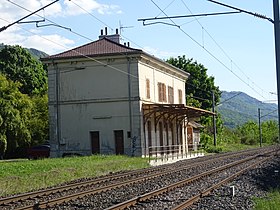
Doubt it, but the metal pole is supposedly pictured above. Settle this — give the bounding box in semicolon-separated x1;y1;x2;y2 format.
273;0;280;143
258;108;262;147
212;91;217;146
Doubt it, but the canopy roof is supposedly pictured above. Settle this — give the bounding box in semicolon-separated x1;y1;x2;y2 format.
142;103;215;125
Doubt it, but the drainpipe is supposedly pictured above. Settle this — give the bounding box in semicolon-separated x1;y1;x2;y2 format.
127;57;134;155
53;60;60;156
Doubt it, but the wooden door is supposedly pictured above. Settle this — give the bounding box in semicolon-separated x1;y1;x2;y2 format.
90;131;100;154
187;127;193;150
114;130;124;155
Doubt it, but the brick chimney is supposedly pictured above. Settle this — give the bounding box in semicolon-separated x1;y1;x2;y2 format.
99;27;120;43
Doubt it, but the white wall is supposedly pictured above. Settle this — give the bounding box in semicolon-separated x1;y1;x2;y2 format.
138;59;186;104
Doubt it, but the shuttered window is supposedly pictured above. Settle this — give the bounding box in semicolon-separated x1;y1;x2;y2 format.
146;79;150;99
158;82;167;102
178;89;183;104
168;86;174;104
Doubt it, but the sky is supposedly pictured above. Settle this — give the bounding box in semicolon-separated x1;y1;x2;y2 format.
0;0;278;103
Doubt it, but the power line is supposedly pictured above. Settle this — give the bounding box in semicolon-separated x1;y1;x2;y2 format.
0;16;181;95
0;0;59;32
260;109;278;119
6;0;93;42
207;0;273;23
146;0;268;100
180;0;270;97
217;92;242;105
68;0;145;51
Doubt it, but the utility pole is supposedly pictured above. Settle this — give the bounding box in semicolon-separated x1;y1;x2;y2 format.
258;108;262;147
273;0;280;143
212;91;217;146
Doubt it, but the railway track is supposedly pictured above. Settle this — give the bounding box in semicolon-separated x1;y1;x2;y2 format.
106;153;273;209
0;146;277;210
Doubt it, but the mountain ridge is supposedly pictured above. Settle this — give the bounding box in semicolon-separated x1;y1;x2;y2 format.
0;43;48;60
217;91;278;128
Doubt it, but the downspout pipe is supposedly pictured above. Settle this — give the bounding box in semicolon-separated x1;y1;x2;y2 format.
127;57;134;155
52;60;60;156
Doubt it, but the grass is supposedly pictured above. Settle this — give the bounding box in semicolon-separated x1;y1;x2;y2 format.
219;143;260;153
0;155;149;197
254;190;280;210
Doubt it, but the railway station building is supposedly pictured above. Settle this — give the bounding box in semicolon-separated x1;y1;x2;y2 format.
42;28;214;158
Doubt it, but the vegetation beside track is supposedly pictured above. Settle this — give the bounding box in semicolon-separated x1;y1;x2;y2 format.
254;190;280;210
0;155;149;197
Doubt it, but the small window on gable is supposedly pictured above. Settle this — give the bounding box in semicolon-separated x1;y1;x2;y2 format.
146;79;150;99
178;89;183;104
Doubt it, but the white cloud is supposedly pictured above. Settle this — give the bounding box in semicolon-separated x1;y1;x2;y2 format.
0;26;75;54
0;0;122;20
0;0;121;55
143;46;180;59
23;34;75;54
62;0;122;16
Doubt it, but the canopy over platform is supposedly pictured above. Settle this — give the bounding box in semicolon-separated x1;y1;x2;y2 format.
142;103;215;125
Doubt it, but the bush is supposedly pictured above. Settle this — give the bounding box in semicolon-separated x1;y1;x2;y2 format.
204;145;223;153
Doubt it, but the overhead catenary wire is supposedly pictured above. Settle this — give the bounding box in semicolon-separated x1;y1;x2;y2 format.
0;17;138;80
180;0;270;97
2;0;273;103
0;15;182;94
65;0;211;93
147;0;269;100
6;0;93;42
67;0;146;51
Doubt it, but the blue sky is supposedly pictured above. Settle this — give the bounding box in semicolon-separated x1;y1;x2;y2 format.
0;0;277;103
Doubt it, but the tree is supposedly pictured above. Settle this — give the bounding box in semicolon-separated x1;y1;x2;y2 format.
261;120;278;144
0;45;47;96
29;94;49;146
0;74;32;158
166;55;221;110
236;121;259;145
167;55;222;147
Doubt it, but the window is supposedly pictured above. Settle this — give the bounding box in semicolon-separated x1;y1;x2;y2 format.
168;86;174;104
158;82;167;102
146;79;150;99
178;89;183;104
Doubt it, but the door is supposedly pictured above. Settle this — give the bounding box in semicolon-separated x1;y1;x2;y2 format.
90;131;100;154
114;130;124;155
187;127;193;150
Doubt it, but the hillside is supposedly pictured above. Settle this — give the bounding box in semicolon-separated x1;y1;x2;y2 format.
0;43;48;60
217;91;278;128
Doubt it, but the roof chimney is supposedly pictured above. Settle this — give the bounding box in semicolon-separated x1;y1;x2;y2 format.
98;28;120;43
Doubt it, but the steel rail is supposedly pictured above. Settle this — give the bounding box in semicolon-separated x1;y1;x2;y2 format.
172;155;274;210
0;147;261;207
105;153;271;210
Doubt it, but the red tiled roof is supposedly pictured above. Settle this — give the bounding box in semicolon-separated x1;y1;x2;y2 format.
44;38;142;60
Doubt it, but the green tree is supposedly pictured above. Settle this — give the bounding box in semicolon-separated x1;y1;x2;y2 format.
0;45;47;96
166;55;221;110
0;74;32;158
167;55;222;148
261;120;278;144
236;121;259;145
29;94;49;146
